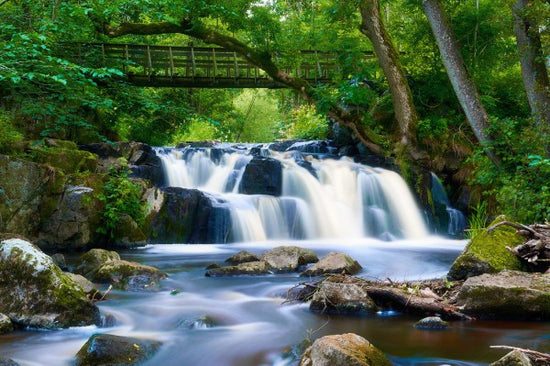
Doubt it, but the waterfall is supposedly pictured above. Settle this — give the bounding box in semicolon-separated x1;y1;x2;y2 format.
430;173;467;236
155;144;430;243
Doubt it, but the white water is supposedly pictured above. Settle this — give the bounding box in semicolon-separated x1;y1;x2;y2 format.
156;144;429;242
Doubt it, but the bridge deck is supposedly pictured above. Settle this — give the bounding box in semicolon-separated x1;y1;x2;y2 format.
69;43;373;88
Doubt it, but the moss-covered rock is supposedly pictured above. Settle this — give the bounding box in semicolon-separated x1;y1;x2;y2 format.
414;316;449;330
262;246;319;273
490;350;533;366
74;248;121;278
65;272;99;297
455;270;550;320
0;313;13;334
0;238;100;328
447;216;525;281
300;252;362;277
298;333;391;366
92;260;167;291
225;250;260;265
30;141;97;175
205;261;271;277
113;214;147;248
309;277;378;315
75;334;162;366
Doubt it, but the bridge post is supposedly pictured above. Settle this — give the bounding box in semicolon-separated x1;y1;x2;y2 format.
169;46;174;78
212;48;218;82
191;46;196;80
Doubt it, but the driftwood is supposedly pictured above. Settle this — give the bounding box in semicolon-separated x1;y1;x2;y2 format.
491;345;550;365
488;221;550;269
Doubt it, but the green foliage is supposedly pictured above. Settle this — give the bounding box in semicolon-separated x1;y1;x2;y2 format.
465;201;488;240
417;117;449;140
278;104;329;140
97;164;145;240
172;118;222;142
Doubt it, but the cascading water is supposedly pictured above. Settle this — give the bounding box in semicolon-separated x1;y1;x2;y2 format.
155;143;429;243
430;173;467;236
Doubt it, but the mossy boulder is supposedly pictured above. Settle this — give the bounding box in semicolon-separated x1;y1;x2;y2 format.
74;248;121;278
30;140;97;174
447;216;525;281
75;334;162;366
205;261;271;277
65;272;99;297
300;252;362;277
0;238;100;328
113;214;147;248
455;270;550;320
490;350;533;366
262;246;319;273
414;316;449;330
0;313;13;334
91;260;167;291
225;250;260;265
309;277;378;315
298;333;391;366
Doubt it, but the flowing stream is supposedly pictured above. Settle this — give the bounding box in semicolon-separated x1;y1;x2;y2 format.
0;142;548;365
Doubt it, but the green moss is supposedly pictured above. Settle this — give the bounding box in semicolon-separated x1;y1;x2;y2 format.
29;143;97;175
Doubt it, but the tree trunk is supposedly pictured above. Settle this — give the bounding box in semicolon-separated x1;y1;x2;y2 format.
359;0;420;156
421;0;499;165
511;0;550;153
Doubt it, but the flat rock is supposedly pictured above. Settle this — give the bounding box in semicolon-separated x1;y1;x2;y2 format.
65;272;99;297
414;316;449;330
299;333;391;366
91;260;167;291
73;248;121;278
0;238;100;328
455;270;550;320
300;252;362;277
225;250;260;265
262;246;318;273
75;334;162;366
205;261;270;277
310;278;378;315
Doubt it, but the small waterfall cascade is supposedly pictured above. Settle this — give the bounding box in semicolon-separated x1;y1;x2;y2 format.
430;173;467;236
155;143;430;243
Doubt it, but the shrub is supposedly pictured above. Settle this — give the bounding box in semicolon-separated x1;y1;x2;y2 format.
278;104;329;140
0;111;23;154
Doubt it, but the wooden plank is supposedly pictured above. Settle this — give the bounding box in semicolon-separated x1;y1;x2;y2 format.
146;45;152;77
191;46;196;78
212;48;218;79
169;46;175;77
233;52;238;79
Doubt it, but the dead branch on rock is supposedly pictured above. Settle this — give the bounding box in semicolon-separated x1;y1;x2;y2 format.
491;345;550;365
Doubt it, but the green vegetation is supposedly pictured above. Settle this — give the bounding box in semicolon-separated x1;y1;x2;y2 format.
97;165;145;240
0;0;548;223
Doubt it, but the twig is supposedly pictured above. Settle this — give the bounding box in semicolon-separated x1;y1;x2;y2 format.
0;0;10;7
98;285;113;302
490;345;550;360
487;221;542;238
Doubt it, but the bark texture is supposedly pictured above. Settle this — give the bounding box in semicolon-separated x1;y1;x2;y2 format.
511;0;550;152
422;0;499;165
359;0;419;154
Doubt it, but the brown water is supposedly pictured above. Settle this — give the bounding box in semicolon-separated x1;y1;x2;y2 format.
1;239;549;366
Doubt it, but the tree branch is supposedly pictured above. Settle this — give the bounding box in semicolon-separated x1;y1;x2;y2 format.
0;0;10;7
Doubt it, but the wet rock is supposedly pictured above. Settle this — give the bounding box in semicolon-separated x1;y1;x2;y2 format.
150;188;231;244
50;253;67;270
490;350;533;366
268;140;304;152
0;313;13;334
205;263;221;270
448;216;525;281
0;358;20;366
91;260;167;291
239;156;283;196
414;316;449;330
75;334;162;366
300;252;362;277
262;246;318;273
38;185;97;250
30;140;97;174
113;214;147;248
73;248;121;278
310;278;378;315
178;315;217;329
225;250;260;265
0;238;100;328
205;261;270;277
298;333;391;366
101;313;117;328
455;270;550;320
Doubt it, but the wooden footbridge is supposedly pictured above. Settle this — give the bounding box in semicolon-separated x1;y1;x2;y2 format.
69;43;373;88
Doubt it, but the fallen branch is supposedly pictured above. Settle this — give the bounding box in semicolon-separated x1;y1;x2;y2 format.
490;345;550;363
487;221;540;238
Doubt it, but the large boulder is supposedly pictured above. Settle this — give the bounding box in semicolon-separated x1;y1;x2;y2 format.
91;260;167;291
37;186;97;250
298;333;391;366
448;216;525;281
205;261;270;277
301;252;362;277
73;248;121;278
262;246;318;273
0;155;56;236
112;214;147;248
75;334;162;366
149;188;231;244
239;156;283;196
30;140;97;174
225;250;260;265
0;238;100;328
310;277;378;315
455;270;550;320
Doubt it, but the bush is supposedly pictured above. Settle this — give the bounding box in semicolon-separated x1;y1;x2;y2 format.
0;111;23;154
278;104;329;140
171;118;222;143
97;164;145;240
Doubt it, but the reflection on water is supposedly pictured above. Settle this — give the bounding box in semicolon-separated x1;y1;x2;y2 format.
1;240;550;366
